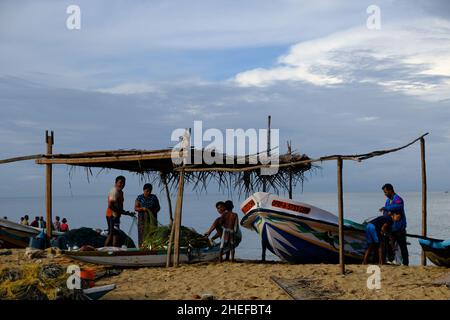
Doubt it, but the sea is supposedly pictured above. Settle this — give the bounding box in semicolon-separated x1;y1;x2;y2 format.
1;191;449;265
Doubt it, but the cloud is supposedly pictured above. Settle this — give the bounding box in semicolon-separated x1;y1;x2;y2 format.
96;83;159;95
234;19;450;101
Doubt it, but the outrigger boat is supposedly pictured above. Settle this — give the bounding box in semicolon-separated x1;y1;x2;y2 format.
64;244;224;267
240;192;368;264
419;238;450;267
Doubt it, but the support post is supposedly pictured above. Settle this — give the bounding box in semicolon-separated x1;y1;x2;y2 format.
287;140;293;199
45;130;54;238
173;171;185;267
263;115;271;192
420;137;427;266
160;172;174;224
166;218;176;267
337;157;345;274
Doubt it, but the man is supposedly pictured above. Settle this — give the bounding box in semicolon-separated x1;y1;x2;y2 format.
220;200;241;262
38;216;46;229
379;183;409;266
54;216;61;232
204;201;227;242
30;216;39;228
362;214;394;264
135;183;161;247
105;176;135;247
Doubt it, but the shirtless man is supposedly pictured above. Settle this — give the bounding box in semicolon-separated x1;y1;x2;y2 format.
104;176;135;247
204;202;226;242
219;200;241;262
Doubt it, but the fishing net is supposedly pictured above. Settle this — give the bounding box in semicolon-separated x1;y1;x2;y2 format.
0;264;68;300
57;227;136;249
141;224;210;250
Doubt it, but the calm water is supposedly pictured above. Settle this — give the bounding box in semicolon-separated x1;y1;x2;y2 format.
1;191;449;265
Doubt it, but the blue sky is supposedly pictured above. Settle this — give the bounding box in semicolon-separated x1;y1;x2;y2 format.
1;0;450;199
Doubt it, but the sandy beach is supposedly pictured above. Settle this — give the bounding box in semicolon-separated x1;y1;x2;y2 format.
0;249;448;300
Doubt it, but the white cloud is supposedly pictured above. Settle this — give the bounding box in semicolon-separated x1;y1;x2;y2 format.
357;116;379;122
234;19;450;101
96;83;159;95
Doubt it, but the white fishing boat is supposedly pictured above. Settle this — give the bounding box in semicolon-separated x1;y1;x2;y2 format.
240;192;368;263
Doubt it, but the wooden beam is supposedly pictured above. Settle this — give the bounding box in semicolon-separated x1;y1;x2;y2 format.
420;137;427;266
0;154;44;165
173;171;185;267
35;151;174;165
45;131;54;239
337;157;345;274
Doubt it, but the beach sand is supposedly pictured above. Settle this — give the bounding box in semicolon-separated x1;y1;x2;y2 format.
0;249;448;300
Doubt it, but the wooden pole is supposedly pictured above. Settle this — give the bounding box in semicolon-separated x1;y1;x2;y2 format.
337;157;345;274
287;140;293;199
173;171;185;267
160;172;174;224
420;137;427;266
45;131;54;238
166;218;176;267
262;115;271;192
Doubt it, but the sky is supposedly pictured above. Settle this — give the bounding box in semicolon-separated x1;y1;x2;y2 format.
1;0;450;199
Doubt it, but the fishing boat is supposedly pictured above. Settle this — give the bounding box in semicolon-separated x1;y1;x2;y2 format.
240;192;368;264
0;218;42;248
419;238;450;267
64;244;223;267
0;218;62;248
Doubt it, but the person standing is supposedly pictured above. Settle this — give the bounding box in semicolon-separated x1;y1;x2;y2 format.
22;215;30;226
60;218;69;232
105;176;134;247
30;216;39;228
134;183;161;247
53;216;61;232
379;183;409;266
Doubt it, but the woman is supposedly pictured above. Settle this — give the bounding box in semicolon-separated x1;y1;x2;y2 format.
135;183;161;247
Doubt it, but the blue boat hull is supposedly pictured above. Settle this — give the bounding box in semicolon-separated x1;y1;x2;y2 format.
419;239;450;267
243;209;367;264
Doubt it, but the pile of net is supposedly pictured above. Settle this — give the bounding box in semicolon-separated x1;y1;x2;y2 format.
0;263;68;300
52;227;135;249
141;225;210;250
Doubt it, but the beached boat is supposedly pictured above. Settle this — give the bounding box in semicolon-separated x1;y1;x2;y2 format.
0;218;63;249
419;238;450;267
240;192;368;264
0;218;42;248
64;244;223;267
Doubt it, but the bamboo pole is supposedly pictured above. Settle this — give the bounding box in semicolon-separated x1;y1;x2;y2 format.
173;171;185;267
337;157;345;274
420;137;427;266
45;131;54;238
166;219;176;267
262;116;271;192
287;141;293;199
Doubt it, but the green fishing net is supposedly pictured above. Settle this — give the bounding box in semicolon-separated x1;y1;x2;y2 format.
140;209;210;250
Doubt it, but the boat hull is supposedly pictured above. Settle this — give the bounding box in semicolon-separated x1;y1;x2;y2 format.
64;245;222;267
419;239;450;267
0;218;63;249
240;193;367;264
